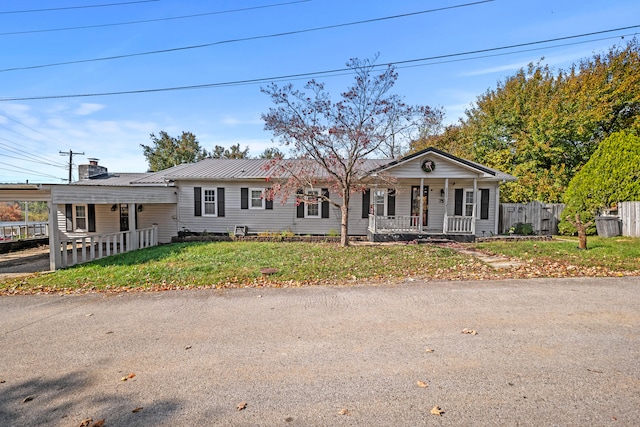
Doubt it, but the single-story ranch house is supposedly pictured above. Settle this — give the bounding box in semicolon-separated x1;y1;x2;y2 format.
0;148;515;270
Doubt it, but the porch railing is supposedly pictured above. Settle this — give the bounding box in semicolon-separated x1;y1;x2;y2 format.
445;215;474;234
1;223;49;241
57;225;158;268
368;215;421;233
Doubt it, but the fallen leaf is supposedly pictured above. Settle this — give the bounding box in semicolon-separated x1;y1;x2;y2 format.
121;373;136;381
425;348;435;353
0;379;5;383
430;406;444;416
185;345;192;350
22;395;35;403
417;380;429;388
132;407;143;413
338;408;350;415
462;328;478;335
79;419;92;427
237;402;247;411
90;420;105;427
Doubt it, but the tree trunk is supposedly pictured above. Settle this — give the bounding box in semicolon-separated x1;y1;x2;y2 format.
340;191;350;247
568;214;593;250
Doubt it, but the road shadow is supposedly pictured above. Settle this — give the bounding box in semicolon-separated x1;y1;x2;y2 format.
0;370;181;426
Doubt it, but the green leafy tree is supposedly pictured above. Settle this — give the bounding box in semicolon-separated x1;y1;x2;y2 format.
258;147;285;159
210;143;250;159
559;131;640;235
422;39;640;203
141;131;210;171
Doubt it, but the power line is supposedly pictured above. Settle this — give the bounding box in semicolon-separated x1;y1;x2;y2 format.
0;138;69;168
0;0;159;15
0;26;636;102
0;0;495;73
0;162;66;181
0;0;311;36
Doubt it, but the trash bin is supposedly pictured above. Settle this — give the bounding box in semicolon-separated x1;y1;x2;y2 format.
595;216;621;237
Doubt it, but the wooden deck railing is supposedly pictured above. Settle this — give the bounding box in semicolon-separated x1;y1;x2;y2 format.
58;226;158;268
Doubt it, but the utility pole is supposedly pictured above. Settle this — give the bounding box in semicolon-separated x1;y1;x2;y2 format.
59;150;84;183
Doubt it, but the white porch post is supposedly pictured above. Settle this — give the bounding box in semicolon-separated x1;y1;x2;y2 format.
443;178;449;233
419;178;424;232
472;178;478;236
494;184;500;235
47;200;60;270
129;203;138;251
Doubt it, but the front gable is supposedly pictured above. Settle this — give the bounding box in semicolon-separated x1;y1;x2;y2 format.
371;147;513;181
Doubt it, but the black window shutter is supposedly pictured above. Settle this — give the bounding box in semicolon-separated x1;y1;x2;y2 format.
88;204;96;232
241;187;249;209
194;187;202;216
454;188;463;216
265;187;273;210
296;189;305;218
321;188;329;218
387;189;396;216
217;188;225;217
362;189;370;218
480;189;490;220
65;204;73;231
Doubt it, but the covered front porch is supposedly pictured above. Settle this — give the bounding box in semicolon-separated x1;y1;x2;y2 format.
365;177;481;243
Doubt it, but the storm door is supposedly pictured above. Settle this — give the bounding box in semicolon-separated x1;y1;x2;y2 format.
411;186;429;227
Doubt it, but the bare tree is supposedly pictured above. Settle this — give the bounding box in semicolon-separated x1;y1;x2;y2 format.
261;56;436;246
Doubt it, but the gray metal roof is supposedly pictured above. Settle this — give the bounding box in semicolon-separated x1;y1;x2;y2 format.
71;173;155;186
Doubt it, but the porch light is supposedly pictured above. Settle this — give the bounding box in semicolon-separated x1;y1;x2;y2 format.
440;189;445;197
111;204;117;211
137;205;144;212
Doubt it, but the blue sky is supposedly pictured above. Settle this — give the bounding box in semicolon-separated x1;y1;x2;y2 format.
0;0;638;183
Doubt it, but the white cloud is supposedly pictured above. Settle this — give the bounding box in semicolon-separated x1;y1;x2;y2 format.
74;103;105;116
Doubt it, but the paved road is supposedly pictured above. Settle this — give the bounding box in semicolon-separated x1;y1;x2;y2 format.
1;277;639;426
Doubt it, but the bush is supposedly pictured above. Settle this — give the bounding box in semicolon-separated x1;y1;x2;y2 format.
560;131;640;235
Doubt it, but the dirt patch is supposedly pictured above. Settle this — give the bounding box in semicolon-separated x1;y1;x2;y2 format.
0;245;50;278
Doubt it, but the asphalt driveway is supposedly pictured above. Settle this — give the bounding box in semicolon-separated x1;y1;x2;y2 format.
1;277;639;426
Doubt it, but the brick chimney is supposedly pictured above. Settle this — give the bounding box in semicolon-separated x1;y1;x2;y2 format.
78;158;108;180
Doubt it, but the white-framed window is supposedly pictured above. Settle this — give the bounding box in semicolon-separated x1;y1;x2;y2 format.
250;188;265;209
203;188;217;216
74;204;87;231
306;189;320;217
373;189;387;216
464;190;475;217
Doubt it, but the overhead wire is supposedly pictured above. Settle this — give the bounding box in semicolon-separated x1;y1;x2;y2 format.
0;162;66;181
0;0;312;36
0;0;495;73
0;26;636;102
0;0;159;15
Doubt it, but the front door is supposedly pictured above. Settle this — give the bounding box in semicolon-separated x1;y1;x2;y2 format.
119;204;129;232
411;186;429;227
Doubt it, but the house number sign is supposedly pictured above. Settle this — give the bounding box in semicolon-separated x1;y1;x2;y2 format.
421;159;436;173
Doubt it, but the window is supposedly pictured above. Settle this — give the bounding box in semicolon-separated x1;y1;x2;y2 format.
250;188;265;209
75;205;87;231
306;190;319;217
373;189;387;216
203;188;216;216
464;190;475;217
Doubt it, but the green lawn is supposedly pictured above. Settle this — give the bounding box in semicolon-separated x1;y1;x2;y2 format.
2;237;639;295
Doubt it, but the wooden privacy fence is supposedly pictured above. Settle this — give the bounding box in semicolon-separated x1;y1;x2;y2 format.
499;202;565;235
618;202;640;237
